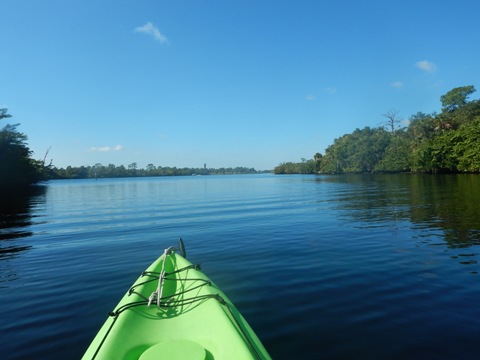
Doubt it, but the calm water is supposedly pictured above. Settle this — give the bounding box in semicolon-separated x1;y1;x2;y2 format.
1;174;480;359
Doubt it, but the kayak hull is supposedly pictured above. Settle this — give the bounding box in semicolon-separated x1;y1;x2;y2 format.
82;246;271;360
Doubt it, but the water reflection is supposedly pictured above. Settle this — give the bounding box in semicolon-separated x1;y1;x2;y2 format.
319;174;480;248
0;185;47;258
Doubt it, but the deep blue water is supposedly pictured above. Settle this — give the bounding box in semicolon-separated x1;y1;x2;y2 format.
1;174;480;359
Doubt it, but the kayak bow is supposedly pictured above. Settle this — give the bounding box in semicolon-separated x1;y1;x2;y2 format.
83;240;271;360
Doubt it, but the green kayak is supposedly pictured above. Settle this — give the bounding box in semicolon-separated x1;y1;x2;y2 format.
83;240;271;360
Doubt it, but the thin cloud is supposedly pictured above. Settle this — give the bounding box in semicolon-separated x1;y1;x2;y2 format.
324;87;337;94
306;94;316;101
134;22;169;44
416;60;437;72
89;145;123;152
390;81;404;88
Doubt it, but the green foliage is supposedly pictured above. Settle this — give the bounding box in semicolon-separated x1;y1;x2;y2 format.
273;154;322;174
274;160;317;174
50;164;264;179
440;85;476;112
408;112;436;141
447;117;480;172
0;121;44;188
375;130;412;172
320;127;391;174
0;108;12;120
280;85;480;175
422;98;480;173
1;108;52;189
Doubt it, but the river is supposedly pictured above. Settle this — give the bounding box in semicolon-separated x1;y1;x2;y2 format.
1;174;479;359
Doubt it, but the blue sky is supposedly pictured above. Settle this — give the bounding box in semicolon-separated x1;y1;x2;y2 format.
1;0;479;170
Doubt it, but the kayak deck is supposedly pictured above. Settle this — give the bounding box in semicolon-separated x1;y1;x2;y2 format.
83;245;271;359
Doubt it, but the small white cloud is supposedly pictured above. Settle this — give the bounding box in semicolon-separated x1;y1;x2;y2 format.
90;145;123;152
416;60;437;72
324;87;337;94
306;94;316;100
390;81;404;88
134;22;168;43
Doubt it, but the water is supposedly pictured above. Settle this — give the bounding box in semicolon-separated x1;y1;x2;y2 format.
1;174;480;359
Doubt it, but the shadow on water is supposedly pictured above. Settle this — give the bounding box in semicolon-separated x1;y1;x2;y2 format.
316;174;480;248
0;185;47;258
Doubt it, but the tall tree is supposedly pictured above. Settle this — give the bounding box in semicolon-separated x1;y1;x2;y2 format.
1;110;44;188
440;85;476;112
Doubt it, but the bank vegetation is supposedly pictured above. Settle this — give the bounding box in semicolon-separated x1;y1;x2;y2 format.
275;85;480;174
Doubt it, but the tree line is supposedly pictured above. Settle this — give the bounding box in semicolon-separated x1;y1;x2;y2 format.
274;85;480;174
1;108;264;189
3;84;478;190
49;164;263;179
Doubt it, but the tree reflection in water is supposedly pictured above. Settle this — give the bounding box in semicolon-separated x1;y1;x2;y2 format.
0;185;46;259
318;174;480;248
